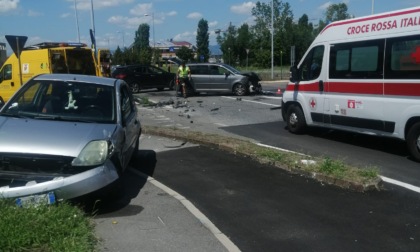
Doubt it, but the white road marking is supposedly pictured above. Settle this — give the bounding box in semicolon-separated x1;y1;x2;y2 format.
222;96;281;107
257;143;420;194
255;143;307;156
129;169;241;252
380;176;420;193
214;123;228;127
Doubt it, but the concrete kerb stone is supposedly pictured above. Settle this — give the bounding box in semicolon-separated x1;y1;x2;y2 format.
142;125;383;193
129;166;241;252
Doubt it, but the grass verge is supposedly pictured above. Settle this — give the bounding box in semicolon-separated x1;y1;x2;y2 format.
143;125;382;192
0;199;97;251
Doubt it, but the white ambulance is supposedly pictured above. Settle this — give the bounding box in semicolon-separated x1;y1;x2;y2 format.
281;7;420;161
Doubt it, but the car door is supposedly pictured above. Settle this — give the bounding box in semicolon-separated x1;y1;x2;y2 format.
147;66;166;88
208;65;232;91
296;45;326;125
119;84;140;170
189;65;210;91
132;66;150;88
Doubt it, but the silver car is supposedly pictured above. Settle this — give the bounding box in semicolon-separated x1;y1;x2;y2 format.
0;74;141;204
188;63;262;96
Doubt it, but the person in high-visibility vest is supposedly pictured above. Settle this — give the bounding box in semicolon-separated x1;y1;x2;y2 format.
176;61;191;96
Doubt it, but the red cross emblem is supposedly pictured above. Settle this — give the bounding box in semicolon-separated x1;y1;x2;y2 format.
411;46;420;64
309;98;316;110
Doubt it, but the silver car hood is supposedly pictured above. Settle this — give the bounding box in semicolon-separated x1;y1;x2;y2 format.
0;117;117;157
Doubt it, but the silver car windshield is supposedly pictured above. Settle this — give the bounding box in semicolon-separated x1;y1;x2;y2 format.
1;80;115;123
222;64;241;74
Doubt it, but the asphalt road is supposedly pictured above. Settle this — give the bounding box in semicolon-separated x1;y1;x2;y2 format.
135;84;420;190
130;136;420;251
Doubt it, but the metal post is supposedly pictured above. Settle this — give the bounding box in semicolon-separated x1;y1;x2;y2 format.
74;0;80;42
246;49;250;70
372;0;375;14
271;0;274;80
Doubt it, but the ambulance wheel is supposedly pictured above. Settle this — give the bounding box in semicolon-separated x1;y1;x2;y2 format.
407;122;420;162
286;105;306;134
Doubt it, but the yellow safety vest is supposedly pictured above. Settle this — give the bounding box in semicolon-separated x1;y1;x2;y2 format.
178;66;190;78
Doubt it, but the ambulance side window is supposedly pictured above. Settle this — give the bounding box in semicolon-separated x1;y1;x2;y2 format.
300;46;324;81
329;39;384;79
385;34;420;79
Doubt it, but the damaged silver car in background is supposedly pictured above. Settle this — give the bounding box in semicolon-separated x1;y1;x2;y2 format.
0;74;141;206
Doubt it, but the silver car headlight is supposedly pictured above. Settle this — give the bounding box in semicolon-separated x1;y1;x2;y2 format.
72;140;109;166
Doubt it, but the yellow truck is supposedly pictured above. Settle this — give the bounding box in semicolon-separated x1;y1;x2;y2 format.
0;42;111;104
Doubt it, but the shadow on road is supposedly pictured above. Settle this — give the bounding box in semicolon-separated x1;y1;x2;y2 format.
70;149;157;216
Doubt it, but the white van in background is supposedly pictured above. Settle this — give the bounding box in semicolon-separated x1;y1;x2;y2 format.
281;7;420;161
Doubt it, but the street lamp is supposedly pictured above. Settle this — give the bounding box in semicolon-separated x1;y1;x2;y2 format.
144;13;155;48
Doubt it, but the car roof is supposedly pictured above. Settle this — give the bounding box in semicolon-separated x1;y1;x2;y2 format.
34;74;119;87
187;63;230;67
116;64;153;68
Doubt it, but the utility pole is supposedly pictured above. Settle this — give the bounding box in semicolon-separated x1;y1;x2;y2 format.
73;0;80;42
271;0;274;80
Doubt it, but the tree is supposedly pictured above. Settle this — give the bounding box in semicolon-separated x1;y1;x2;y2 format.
134;24;150;50
218;23;237;65
325;3;352;22
133;23;152;64
292;14;315;61
196;19;210;62
112;46;124;65
176;46;194;62
316;3;352;34
236;24;252;66
251;0;294;67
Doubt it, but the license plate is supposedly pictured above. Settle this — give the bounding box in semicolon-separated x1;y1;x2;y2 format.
16;192;56;207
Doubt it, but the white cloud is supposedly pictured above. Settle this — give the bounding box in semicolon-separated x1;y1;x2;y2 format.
209;21;218;28
0;0;19;13
28;10;43;17
187;12;202;19
72;0;134;11
129;3;153;16
173;31;194;42
230;2;255;15
318;1;333;11
167;11;177;16
61;13;71;18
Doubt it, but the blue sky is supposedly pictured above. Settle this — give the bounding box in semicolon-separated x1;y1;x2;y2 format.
0;0;419;54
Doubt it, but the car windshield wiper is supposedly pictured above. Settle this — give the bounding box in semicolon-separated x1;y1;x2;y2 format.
34;114;95;123
0;112;30;119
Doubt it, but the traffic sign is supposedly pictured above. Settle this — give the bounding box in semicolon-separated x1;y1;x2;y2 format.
5;35;27;57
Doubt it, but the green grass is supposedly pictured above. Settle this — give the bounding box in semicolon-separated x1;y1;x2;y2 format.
137;96;153;106
143;125;381;189
0;199;97;251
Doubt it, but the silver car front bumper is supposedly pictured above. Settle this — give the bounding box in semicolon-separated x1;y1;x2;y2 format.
0;160;119;201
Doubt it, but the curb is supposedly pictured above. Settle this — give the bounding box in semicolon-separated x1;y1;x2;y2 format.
128;167;241;252
142;125;383;193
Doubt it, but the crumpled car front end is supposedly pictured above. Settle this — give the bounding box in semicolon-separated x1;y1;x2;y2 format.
0;118;121;202
241;71;263;94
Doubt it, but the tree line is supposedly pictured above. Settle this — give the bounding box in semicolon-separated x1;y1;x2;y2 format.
112;1;351;68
